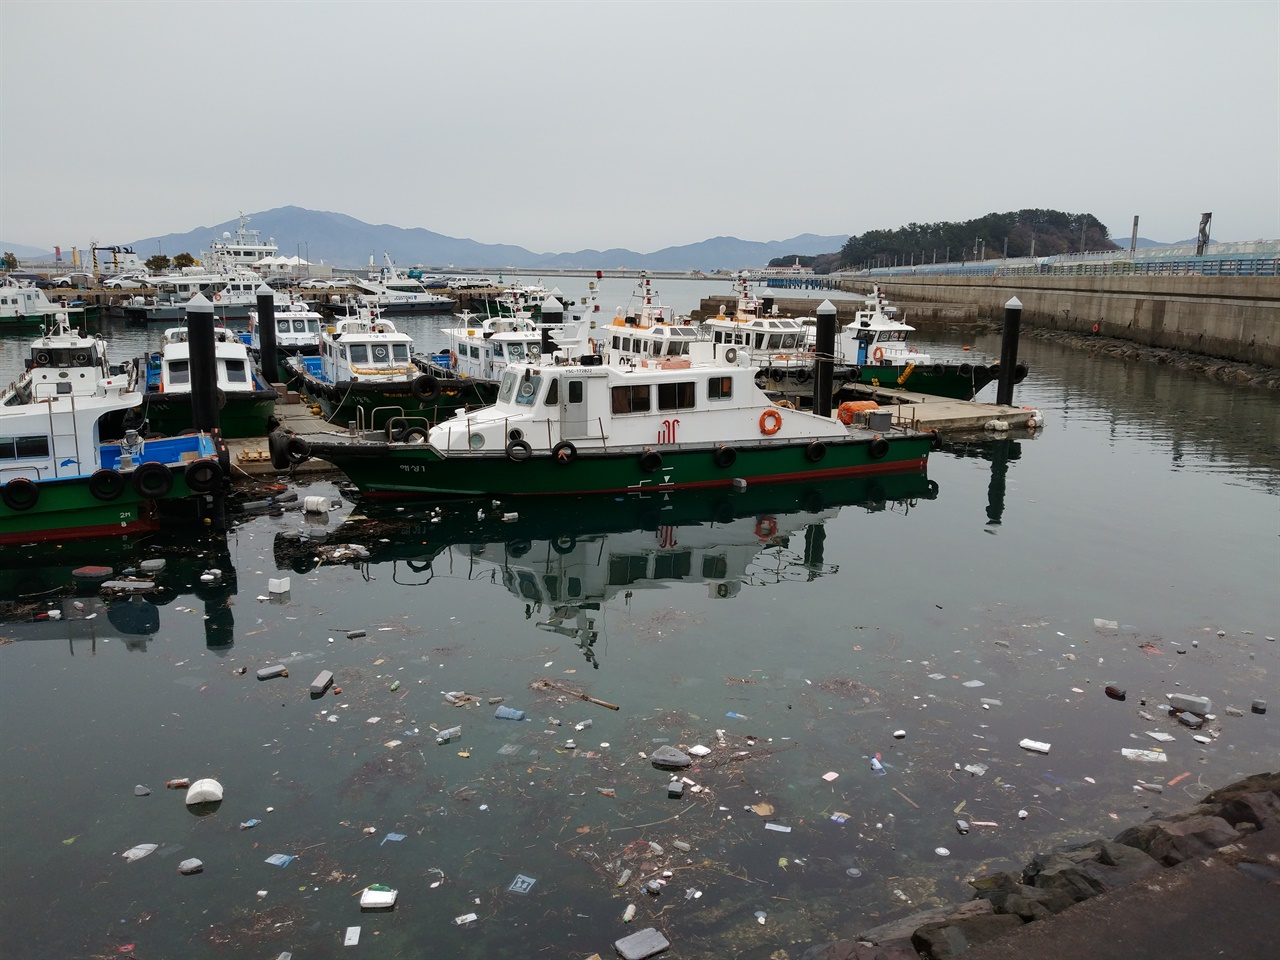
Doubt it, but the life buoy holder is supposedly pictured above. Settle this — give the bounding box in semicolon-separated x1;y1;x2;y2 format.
873;347;884;362
213;293;222;301
755;517;778;540
759;409;782;435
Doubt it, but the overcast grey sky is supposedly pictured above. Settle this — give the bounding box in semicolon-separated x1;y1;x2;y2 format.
3;1;1277;252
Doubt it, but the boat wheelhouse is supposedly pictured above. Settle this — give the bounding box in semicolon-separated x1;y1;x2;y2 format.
342;254;454;315
1;278;98;331
595;276;700;366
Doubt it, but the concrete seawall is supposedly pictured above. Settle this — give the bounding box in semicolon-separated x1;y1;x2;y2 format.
867;275;1280;368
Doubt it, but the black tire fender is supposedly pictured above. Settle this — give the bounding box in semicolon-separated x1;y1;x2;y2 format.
412;374;440;403
639;449;663;473
506;439;532;462
2;477;40;511
551;440;577;464
132;462;174;498
805;440;827;463
713;445;737;469
286;435;311;465
88;468;126;502
868;437;889;460
185;457;223;495
402;426;429;443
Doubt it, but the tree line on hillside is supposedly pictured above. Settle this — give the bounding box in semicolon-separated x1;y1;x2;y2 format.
769;209;1119;274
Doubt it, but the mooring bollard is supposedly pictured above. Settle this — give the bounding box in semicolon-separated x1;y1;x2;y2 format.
186;293;220;433
256;284;279;382
996;296;1022;406
813;299;837;419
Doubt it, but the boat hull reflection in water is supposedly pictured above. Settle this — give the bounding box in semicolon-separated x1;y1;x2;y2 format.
275;474;937;667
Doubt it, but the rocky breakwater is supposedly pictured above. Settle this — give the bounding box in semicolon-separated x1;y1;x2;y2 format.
801;771;1280;960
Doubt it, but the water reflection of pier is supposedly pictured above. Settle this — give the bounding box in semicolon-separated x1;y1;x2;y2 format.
274;473;938;667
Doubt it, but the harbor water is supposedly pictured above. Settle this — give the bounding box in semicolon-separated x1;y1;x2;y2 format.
0;284;1277;959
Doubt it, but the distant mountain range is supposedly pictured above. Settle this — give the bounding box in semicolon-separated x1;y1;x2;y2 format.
1;207;849;272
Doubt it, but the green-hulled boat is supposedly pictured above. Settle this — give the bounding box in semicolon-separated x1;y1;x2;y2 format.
276;339;934;498
134;326;277;439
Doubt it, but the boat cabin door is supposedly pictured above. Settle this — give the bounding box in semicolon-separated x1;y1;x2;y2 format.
560;375;591;440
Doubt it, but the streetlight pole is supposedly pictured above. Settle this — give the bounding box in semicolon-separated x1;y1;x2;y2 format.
304;242;309;279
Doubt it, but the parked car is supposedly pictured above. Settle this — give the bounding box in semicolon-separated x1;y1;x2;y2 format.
267;276;295;290
52;272;94;288
4;272;54;288
299;278;339;289
102;274;147;289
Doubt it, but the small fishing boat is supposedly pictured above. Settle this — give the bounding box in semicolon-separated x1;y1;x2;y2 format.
0;374;223;545
134;326;278;439
248;301;326;380
275;337;933;498
285;309;442;431
1;313;137;439
833;286;1021;400
0;277;98;331
594;275;700;366
341;254;454;315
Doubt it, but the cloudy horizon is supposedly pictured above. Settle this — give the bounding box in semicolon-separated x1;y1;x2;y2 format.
2;1;1276;252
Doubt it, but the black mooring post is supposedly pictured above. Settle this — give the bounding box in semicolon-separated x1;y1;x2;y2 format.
813;299;837;418
186;293;220;433
256;284;279;382
540;296;563;354
996;296;1023;406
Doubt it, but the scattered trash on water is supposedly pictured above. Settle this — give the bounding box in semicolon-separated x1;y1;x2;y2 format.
359;885;398;909
264;854;294;867
764;823;791;833
1019;738;1052;754
934;847;950;857
822;771;839;782
344;926;361;945
962;680;985;688
381;833;406;846
1122;748;1168;762
165;778;190;790
122;844;157;862
1146;731;1176;743
240;819;262;831
453;913;478;926
754;910;767;924
134;785;151;797
177;858;204;875
507;873;537;895
184;778;223;805
256;664;288;681
963;763;989;776
1105;685;1127;701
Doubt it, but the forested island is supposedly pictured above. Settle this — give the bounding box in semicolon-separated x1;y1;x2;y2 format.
771;209;1120;274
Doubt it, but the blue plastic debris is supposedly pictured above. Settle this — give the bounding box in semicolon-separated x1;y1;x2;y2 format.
264;853;294;867
380;833;407;846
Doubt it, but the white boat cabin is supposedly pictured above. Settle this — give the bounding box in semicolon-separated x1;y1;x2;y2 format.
154;326;257;395
835;287;933;367
431;342;847;455
318;315;415;384
0;383;141;481
250;302;326;353
438;316;548;381
3;315;123;405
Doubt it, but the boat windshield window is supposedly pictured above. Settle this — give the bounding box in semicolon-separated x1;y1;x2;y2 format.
371;344;390;362
292;319;308;332
781;334;798;349
224;359;248;383
169;360;190;385
508;343;525;361
393;344;409;362
277;320;291;333
499;370;518;402
666;341;688;356
349;344;369;364
0;435;51;460
515;374;542;406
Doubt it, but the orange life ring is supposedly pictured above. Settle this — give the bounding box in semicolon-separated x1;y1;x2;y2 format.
872;347;884;361
213;293;223;301
755;517;778;540
759;409;782;435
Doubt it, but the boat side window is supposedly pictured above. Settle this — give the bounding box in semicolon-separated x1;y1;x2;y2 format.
567;380;583;403
544;378;559;405
712;331;723;343
492;342;505;357
392;344;409;362
224;359;248;383
621;337;632;353
611;384;650;414
169;360;191;385
499;370;518;402
611;335;621;349
708;376;732;400
515;374;542;406
470;344;481;359
754;333;765;349
350;344;369;363
0;435;51;460
658;381;696;411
